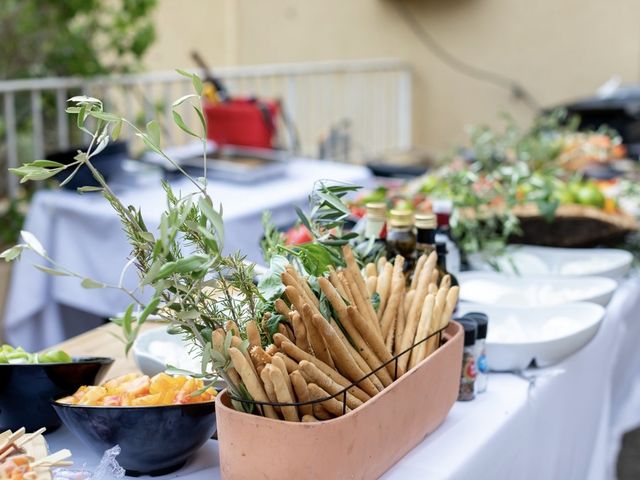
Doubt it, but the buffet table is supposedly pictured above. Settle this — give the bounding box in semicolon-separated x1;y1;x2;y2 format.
4;158;372;351
46;274;640;479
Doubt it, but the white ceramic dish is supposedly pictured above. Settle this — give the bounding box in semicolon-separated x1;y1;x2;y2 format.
458;272;617;307
457;302;605;371
467;245;632;281
132;327;203;376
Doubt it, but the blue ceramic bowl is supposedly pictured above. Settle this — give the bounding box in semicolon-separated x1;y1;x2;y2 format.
0;357;113;432
52;400;217;476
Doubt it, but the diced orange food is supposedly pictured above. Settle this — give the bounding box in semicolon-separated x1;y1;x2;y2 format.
57;373;216;407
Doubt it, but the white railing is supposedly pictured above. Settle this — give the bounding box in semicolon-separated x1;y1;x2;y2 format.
0;58;412;198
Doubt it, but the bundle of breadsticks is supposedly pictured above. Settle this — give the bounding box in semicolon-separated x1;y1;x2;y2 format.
217;246;459;422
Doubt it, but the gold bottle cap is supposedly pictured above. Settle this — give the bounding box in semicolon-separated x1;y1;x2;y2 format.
365;202;387;220
415;212;436;229
389;209;414;228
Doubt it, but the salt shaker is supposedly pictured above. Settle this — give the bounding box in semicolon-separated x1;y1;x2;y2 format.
464;312;489;394
457;318;477;401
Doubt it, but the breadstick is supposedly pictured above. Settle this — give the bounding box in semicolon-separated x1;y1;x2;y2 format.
290;311;312;353
261;312;271;332
328;268;350;301
365;262;377;278
397;255;435;376
230;335;258;377
409;293;435;369
344;269;383;338
302;414;318;422
274;298;291;317
276;335;371;403
313;404;333;420
308;383;350;417
311;313;379;397
411;254;428;290
376;256;387;273
277;323;294;341
428;283;438;295
250;345;272;373
228;347;278;419
439;286;459;330
301;304;335;367
290;370;313;416
268;365;299;422
273;352;299;373
380;258;405;338
272;354;295;401
318;277;391;387
440;274;452;291
425;285;449;355
260;366;282;417
285;286;334;366
366;276;377;297
224;321;240;337
286;265;320;308
265;344;279;355
394;297;406;357
336;271;355;304
246;320;261;349
403;290;415;318
377;262;393;319
342;246;380;325
299;360;363;410
348;306;395;378
431;269;439;286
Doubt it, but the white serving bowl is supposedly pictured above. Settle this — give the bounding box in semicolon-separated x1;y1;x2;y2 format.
457;302;605;371
132;327;203;377
468;245;633;281
458;272;617;307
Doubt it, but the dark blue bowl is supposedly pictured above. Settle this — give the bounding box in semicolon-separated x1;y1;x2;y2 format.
0;357;113;432
52;400;217;476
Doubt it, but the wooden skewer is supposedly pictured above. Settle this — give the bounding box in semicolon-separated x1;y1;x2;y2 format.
0;427;25;454
15;428;46;448
32;449;72;468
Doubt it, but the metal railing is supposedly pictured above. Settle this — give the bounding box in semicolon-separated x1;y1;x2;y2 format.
0;58;412;198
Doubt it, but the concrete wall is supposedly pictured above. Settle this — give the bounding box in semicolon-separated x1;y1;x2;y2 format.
145;0;640;153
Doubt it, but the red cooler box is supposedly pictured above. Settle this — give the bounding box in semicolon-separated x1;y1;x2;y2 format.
204;98;279;149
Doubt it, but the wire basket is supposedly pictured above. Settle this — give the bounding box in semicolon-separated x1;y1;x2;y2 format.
228;325;449;417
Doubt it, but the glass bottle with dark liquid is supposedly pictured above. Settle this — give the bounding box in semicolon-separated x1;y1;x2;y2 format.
386;209;416;274
415;212;437;257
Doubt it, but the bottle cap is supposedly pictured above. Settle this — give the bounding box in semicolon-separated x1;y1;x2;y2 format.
366;202;387;220
389;209;414;228
456;318;477;346
432;199;453;214
415;212;437;229
463;312;488;339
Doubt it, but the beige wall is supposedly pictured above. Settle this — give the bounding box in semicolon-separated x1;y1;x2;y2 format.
146;0;640;154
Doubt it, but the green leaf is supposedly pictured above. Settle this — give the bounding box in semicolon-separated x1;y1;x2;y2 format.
137;297;160;325
191;74;204;96
90;111;121;122
198;197;224;248
111;119;123;140
193;105;206;133
147;120;161;146
77;186;103;193
34;264;70;276
257;255;289;301
0;245;24;262
172;110;199;137
31;160;64;168
81;278;105;289
172;94;198;108
21;231;45;256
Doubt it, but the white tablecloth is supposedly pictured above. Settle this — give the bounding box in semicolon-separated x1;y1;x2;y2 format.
47;275;640;479
5;158;372;350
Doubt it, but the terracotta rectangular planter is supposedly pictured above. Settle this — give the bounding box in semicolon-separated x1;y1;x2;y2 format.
215;321;463;480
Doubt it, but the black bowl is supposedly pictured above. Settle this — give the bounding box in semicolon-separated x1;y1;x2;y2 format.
0;357;113;432
52;401;217;476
